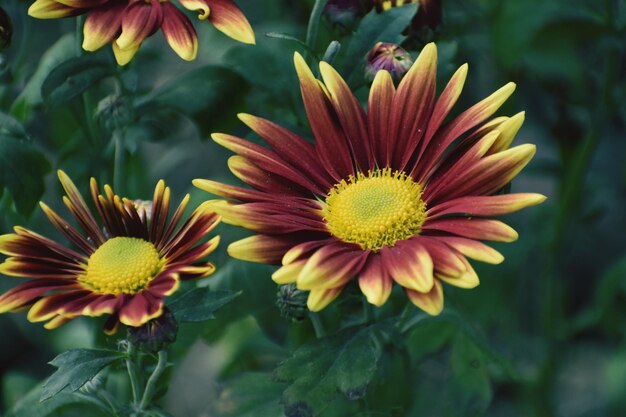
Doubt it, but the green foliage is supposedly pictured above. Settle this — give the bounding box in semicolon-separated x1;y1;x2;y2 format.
41;349;125;401
216;373;285;417
0;111;50;215
41;56;115;108
274;325;383;417
168;286;241;323
7;389;109;417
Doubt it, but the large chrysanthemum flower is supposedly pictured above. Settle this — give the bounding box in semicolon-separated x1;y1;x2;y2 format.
0;171;220;333
194;43;545;315
28;0;255;65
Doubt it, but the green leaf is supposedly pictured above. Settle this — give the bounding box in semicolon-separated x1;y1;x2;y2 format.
446;334;493;416
10;34;75;120
168;286;241;322
216;372;285;417
0;111;51;215
274;325;383;417
41;56;115;108
135;66;247;128
7;388;109;417
341;3;418;86
41;348;125;401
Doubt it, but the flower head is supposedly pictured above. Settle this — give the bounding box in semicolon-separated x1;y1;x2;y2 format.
27;0;255;65
365;42;413;82
194;43;545;315
0;171;220;333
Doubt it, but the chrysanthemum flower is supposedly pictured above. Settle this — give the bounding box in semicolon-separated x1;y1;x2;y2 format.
27;0;255;65
194;43;545;315
0;171;220;333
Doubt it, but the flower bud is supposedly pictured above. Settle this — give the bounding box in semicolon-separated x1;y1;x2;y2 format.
127;308;178;352
324;0;370;26
0;6;12;51
365;42;413;83
276;284;309;322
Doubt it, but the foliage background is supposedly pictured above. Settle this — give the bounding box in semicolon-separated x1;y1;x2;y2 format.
0;0;625;416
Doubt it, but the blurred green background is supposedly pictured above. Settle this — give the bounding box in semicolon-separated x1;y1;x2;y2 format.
0;0;625;416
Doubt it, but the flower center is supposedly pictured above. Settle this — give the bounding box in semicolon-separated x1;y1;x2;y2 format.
80;237;164;295
322;169;427;251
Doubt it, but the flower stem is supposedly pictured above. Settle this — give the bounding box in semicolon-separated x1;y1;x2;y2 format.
139;350;168;410
305;0;328;51
309;312;326;338
113;130;125;193
125;342;140;404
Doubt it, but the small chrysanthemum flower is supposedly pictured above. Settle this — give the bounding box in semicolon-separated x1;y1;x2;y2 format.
0;171;220;333
194;43;545;315
365;42;413;82
27;0;255;65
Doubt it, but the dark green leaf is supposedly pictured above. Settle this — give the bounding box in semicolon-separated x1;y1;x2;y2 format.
446;334;493;416
0;111;50;215
216;372;285;417
7;388;109;417
274;326;383;417
139;65;246;116
168;286;241;322
41;348;125;401
341;3;418;86
10;34;75;120
41;56;115;107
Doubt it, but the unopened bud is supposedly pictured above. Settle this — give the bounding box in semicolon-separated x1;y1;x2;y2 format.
127;308;178;352
0;7;12;51
276;284;309;322
365;42;413;83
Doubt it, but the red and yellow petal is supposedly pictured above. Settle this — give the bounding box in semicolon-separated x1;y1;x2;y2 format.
424;218;519;242
161;2;198;61
82;2;126;51
367;69;396;165
296;244;367;291
427;193;547;218
115;0;163;51
228;235;303;264
272;260;306;285
28;0;82;19
118;293;163;327
390;42;437;169
381;241;434;293
307;286;343;312
294;52;354;180
206;0;255;44
406;280;444;315
358;256;393;307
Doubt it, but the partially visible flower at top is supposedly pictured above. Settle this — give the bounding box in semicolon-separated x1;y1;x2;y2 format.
374;0;442;32
324;0;370;26
194;43;545;314
27;0;255;65
365;42;413;83
0;6;12;51
0;171;220;333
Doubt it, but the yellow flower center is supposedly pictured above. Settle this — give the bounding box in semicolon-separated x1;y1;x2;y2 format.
80;237;164;295
322;169;427;251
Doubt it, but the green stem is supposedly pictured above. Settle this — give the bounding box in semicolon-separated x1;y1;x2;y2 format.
113;130;125;193
75;16;84;57
305;0;328;51
309;312;326;338
125;342;140;404
139;351;168;410
362;298;374;324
